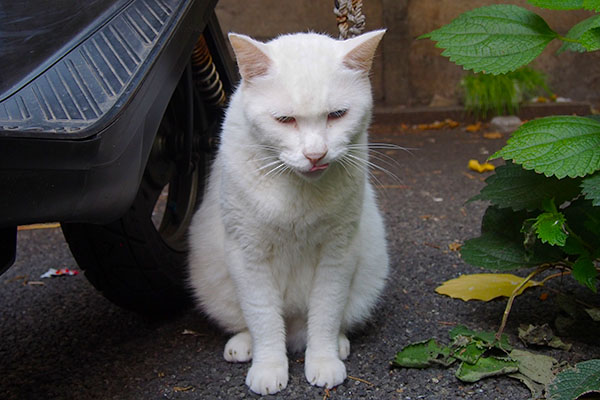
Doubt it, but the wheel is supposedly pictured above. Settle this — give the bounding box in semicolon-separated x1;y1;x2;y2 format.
62;68;213;315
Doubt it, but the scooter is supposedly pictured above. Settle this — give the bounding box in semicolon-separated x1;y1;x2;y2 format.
0;0;237;314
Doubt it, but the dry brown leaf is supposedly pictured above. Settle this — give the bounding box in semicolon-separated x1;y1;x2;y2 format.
448;242;462;252
465;122;482;132
483;132;502;139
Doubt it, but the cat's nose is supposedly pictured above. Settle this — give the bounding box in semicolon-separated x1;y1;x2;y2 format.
303;150;327;165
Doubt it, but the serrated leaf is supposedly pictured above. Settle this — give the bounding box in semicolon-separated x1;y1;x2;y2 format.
455;356;519;382
436;273;540;301
510;349;557;385
572;254;598;292
559;15;600;53
493;116;600;179
393;339;454;368
532;209;568;246
528;0;585;9
421;5;557;74
547;359;600;400
580;27;600;51
509;373;546;400
582;173;600;205
469;162;581;211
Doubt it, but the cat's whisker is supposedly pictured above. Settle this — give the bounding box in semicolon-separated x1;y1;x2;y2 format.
257;159;284;172
340;155;387;189
264;162;287;178
344;152;402;184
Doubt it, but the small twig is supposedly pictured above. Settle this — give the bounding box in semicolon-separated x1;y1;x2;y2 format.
496;265;550;340
539;270;571;286
348;375;374;386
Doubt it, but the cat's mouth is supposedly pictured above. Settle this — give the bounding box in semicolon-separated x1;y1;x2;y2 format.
300;163;329;179
309;163;329;172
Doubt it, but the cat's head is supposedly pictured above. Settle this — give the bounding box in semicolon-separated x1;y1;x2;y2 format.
228;30;385;181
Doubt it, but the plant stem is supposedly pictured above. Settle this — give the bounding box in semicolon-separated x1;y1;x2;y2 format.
557;35;581;44
496;265;550;340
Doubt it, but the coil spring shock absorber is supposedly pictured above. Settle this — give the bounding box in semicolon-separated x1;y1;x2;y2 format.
191;35;227;107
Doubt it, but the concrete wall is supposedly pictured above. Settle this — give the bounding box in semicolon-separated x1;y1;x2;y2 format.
215;0;600;107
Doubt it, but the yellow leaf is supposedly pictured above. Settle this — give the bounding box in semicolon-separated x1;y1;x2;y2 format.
435;273;540;301
468;159;495;173
466;122;482;132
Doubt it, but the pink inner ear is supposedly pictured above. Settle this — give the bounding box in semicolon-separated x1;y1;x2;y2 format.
342;32;385;73
229;35;271;81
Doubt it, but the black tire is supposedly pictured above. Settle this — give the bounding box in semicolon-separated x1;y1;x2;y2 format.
62;68;212;316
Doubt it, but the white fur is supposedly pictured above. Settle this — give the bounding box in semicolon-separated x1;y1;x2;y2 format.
188;30;388;396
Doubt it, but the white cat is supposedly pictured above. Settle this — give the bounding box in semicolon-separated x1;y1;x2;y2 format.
188;29;388;395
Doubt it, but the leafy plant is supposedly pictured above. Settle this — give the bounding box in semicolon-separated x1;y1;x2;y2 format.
423;0;600;320
461;67;551;118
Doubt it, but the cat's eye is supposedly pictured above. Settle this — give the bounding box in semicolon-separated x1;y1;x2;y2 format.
275;116;296;124
328;109;348;120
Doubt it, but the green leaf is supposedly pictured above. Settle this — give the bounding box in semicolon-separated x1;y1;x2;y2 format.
547;359;600;400
453;342;486;365
559;15;600;53
528;0;585;9
582;173;600;205
531;201;568;246
572;254;598;292
580;27;600;51
461;206;563;270
493;116;600;179
393;339;454;368
421;5;557;74
455;356;519;382
469;162;581;211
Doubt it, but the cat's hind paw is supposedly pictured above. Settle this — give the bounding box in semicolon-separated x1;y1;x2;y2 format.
224;331;252;363
246;359;288;395
305;355;347;389
338;333;350;361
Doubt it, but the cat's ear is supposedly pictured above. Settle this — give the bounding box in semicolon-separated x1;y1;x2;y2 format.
228;33;271;81
342;29;386;73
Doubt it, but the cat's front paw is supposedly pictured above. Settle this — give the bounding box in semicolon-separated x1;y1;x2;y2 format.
305;355;347;389
246;359;288;395
224;331;252;363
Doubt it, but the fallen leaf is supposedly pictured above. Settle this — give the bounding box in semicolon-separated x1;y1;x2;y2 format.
518;324;571;351
468;159;495;173
466;122;482;132
483;132;502;139
435;273;540;302
540;292;549;301
393;339;455;368
509;349;557;385
448;242;462;252
509;372;545;400
455;356;518;382
173;386;194;392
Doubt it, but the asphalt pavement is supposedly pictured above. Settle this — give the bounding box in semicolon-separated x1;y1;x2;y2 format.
2;123;599;400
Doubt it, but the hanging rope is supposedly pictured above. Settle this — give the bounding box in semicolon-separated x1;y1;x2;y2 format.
333;0;365;39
